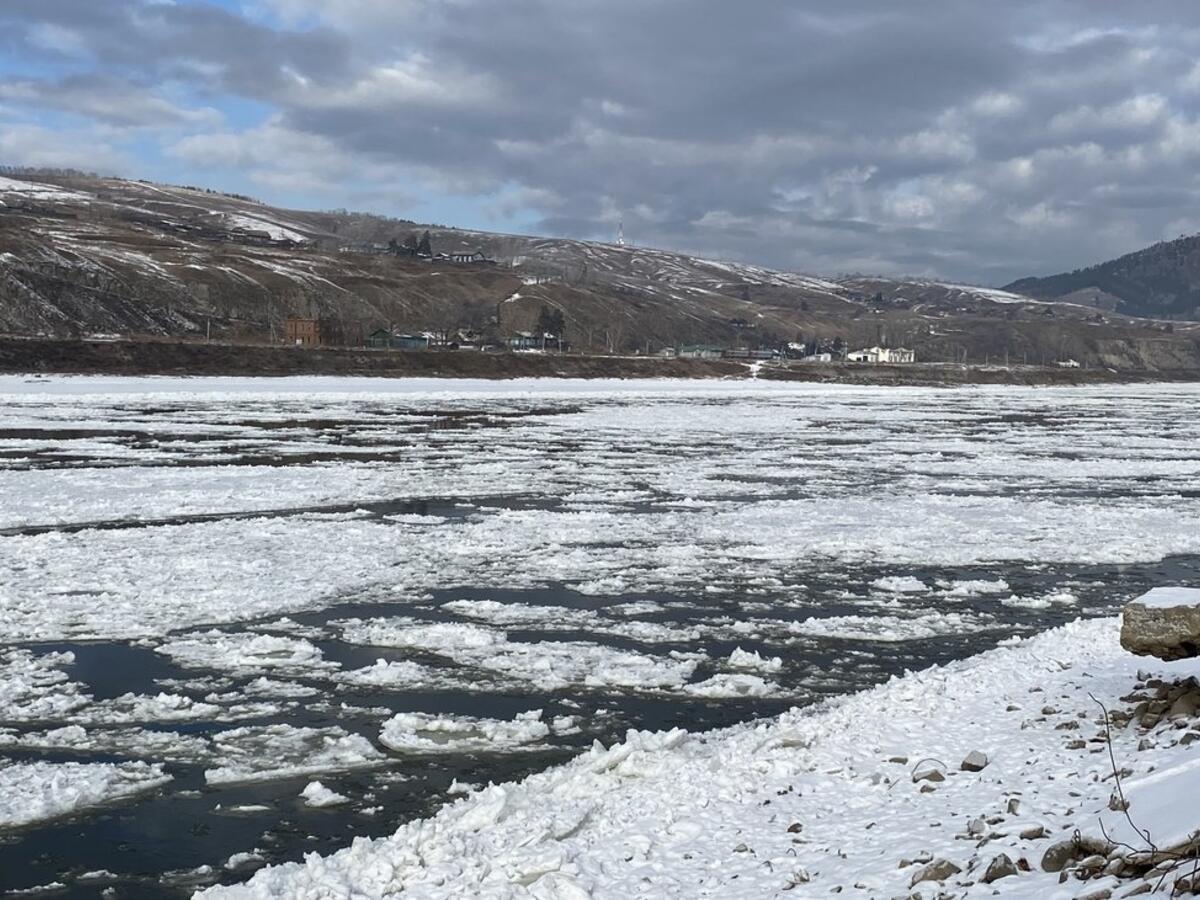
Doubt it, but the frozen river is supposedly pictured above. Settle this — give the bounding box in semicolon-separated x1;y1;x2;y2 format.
2;375;1200;896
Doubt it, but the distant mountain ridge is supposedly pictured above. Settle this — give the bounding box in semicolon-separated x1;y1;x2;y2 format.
1005;234;1200;320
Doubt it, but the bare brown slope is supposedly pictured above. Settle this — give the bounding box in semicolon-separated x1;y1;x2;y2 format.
2;170;1199;371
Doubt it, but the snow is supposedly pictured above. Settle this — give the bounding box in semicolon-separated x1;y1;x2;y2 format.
156;632;334;675
299;781;351;808
197;618;1200;899
221;213;309;243
1129;586;1200;610
0;725;209;761
0;175;91;201
2;376;1200;888
870;575;928;593
726;647;783;672
378;710;550;754
340;617;701;693
203;725;386;785
0;760;170;828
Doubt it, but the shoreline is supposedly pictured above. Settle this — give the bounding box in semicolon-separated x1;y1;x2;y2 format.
3;336;1198;385
198;616;1200;899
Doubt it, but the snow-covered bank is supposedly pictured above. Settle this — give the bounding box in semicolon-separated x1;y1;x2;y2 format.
198;617;1200;899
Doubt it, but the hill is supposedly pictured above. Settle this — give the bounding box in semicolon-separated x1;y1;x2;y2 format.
1;169;1198;372
1005;233;1200;320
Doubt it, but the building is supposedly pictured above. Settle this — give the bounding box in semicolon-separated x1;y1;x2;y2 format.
846;346;916;364
284;317;320;346
284;317;347;347
677;345;725;360
366;328;393;349
394;333;430;350
442;250;488;264
722;348;781;361
800;352;833;363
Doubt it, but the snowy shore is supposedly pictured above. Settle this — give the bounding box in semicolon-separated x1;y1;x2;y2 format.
198;615;1200;898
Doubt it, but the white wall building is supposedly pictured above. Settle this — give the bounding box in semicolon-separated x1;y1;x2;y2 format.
846;346;916;364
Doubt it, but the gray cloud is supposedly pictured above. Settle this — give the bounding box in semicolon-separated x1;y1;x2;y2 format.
5;0;1200;282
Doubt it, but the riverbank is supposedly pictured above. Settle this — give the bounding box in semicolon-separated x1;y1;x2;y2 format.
2;336;1194;384
199;616;1200;899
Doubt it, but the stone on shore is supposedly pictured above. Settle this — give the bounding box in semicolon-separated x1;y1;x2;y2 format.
1120;587;1200;661
961;750;989;772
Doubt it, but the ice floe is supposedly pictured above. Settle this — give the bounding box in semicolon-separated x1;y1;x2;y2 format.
378;710;550;754
204;725;385;785
0;760;170;829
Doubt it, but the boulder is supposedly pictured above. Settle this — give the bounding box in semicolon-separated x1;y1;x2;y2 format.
982;853;1019;884
961;750;989;772
910;858;961;887
1120;587;1200;660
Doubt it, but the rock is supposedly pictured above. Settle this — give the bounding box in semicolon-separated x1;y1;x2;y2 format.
1076;890;1111;900
913;763;946;783
961;750;989;772
982;853;1018;883
1180;731;1200;746
1120;587;1200;660
1042;839;1082;872
1120;885;1152;897
967;817;986;836
909;858;961;887
1006;798;1021;815
1020;825;1046;840
1169;692;1200;720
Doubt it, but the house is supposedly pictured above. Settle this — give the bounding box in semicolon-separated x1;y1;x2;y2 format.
801;352;833;363
677;345;725;360
394;333;430;351
362;329;429;350
284;317;346;347
506;332;541;351
442;250;488;264
366;328;394;349
846;346;916;364
722;348;781;361
1057;358;1081;368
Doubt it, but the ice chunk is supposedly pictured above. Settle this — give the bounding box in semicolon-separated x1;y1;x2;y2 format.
379;710;549;754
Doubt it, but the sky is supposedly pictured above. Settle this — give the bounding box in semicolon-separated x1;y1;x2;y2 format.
3;1;1200;284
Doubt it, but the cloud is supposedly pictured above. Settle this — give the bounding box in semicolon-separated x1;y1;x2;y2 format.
4;0;1200;282
0;76;223;128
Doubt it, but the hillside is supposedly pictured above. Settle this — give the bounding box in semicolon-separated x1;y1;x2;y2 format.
2;169;1199;371
1005;233;1200;320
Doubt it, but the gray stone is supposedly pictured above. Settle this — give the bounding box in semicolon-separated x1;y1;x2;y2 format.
961;750;989;772
1120;587;1200;661
909;858;961;887
982;853;1018;883
1041;839;1081;872
913;764;946;783
1020;825;1046;840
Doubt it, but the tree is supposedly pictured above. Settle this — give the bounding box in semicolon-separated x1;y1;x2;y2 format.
417;230;433;257
537;305;566;343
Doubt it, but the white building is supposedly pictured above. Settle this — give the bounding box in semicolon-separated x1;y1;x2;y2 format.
846;346;916;364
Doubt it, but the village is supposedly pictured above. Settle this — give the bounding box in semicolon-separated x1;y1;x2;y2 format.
280;314;918;365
